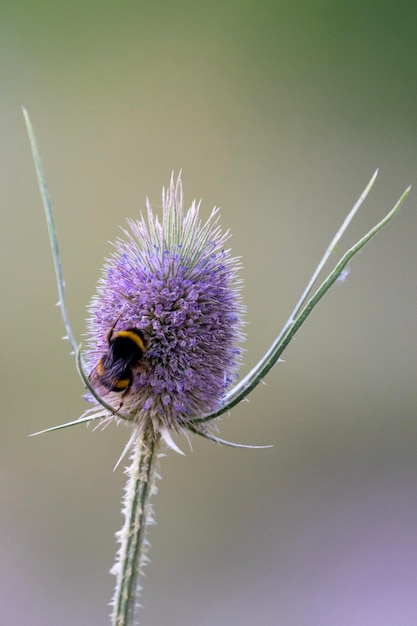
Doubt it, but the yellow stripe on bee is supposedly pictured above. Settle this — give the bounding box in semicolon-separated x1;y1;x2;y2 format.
116;330;146;352
114;378;130;390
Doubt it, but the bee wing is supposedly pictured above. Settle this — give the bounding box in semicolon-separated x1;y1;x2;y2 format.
88;364;113;397
89;359;132;395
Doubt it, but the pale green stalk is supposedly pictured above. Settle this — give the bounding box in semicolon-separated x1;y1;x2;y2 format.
23;107;79;357
110;425;161;626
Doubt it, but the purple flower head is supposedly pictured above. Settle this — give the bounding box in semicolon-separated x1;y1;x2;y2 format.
85;173;245;439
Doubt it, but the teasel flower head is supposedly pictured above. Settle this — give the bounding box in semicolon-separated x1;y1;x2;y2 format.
84;173;245;445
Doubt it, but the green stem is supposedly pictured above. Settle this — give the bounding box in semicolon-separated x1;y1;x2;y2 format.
111;425;161;626
23;107;78;356
284;169;379;328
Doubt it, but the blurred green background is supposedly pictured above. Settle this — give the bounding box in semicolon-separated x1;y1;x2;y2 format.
2;2;417;624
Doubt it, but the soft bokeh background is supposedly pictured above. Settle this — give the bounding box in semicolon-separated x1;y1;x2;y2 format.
2;2;417;625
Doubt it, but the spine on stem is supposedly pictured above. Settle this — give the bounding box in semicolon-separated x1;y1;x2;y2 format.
111;425;161;626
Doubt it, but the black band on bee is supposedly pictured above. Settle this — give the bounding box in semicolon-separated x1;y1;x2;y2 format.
112;329;146;353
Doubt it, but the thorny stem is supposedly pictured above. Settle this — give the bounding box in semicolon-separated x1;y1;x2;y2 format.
23;107;79;356
111;424;161;626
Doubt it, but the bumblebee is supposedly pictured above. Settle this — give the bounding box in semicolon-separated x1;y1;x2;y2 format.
89;322;148;409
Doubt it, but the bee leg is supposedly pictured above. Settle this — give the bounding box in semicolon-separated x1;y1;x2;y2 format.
111;398;123;415
112;389;129;415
